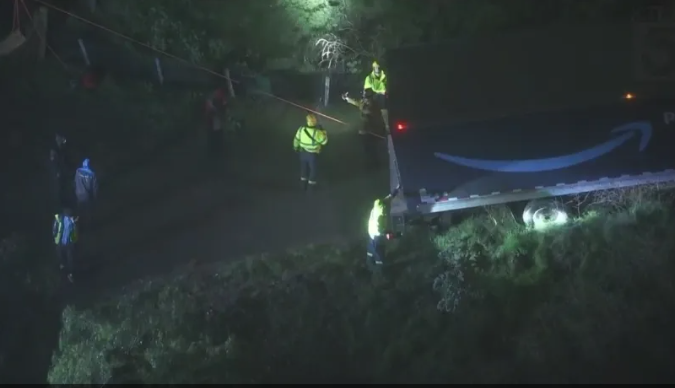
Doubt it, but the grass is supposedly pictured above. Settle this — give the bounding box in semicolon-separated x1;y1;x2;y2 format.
46;187;675;384
0;233;62;384
1;55;202;173
0;57;209;383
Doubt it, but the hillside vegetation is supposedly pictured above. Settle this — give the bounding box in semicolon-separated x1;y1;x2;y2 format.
0;233;61;383
47;187;675;384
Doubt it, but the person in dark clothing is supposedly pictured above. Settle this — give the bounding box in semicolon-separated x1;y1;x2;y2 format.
205;88;228;159
53;134;67;155
74;158;99;230
48;149;64;209
53;208;78;283
343;88;385;170
81;64;107;90
362;130;382;171
49;134;71;208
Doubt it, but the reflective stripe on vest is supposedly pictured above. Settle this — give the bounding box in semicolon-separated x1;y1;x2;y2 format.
297;127;323;153
54;214;63;244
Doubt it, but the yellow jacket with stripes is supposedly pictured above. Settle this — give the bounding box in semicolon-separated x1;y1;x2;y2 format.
293;125;328;153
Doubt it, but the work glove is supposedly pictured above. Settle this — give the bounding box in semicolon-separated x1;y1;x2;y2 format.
341;92;349;101
385;185;401;200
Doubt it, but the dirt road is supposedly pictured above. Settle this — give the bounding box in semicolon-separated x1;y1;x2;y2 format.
73;100;389;295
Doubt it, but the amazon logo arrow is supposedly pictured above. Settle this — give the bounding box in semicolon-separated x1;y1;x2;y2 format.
434;121;653;173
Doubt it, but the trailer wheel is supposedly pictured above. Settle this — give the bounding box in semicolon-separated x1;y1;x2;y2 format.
433;212;454;230
523;199;569;230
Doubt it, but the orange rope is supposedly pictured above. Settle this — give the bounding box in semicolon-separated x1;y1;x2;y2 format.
33;0;347;125
19;0;69;70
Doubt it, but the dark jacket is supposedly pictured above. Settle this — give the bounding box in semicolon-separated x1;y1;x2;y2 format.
205;89;228;131
48;149;64;182
49;142;70;180
74;159;98;200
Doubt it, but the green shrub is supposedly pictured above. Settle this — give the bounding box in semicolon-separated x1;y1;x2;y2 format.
0;234;60;383
48;190;675;383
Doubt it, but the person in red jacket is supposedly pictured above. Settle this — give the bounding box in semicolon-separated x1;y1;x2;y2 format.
80;65;106;90
204;88;228;158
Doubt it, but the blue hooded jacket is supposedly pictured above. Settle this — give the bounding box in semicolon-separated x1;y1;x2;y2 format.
74;159;98;200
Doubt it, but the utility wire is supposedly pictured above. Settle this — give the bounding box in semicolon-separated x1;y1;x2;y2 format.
33;0;348;125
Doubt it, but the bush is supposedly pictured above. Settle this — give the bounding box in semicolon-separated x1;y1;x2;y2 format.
81;76;202;170
0;234;61;383
48;189;675;384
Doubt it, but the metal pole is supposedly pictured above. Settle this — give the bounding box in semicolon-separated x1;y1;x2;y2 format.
224;68;236;98
323;74;330;107
154;57;164;85
77;38;90;66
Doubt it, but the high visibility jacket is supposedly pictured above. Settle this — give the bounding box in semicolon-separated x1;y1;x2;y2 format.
364;71;386;94
368;200;385;239
293;125;328;153
53;214;78;245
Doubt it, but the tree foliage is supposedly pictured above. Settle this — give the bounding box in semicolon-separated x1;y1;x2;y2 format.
47;190;675;384
84;0;644;72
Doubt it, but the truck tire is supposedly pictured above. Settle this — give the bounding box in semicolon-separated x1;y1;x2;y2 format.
522;198;569;230
390;214;406;234
430;212;454;230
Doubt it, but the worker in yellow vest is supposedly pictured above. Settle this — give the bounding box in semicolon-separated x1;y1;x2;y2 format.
363;61;389;131
367;186;399;269
293;114;328;191
52;208;78;282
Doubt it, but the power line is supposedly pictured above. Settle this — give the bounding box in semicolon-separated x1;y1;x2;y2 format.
32;0;347;125
19;0;69;70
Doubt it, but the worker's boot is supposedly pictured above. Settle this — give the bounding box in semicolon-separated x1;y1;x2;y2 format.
380;109;390;133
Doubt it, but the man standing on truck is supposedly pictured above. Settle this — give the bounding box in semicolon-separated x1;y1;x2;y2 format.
363;61;389;132
367;187;399;269
293;114;328;191
342;88;383;170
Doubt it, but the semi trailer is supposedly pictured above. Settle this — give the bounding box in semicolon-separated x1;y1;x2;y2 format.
383;23;675;231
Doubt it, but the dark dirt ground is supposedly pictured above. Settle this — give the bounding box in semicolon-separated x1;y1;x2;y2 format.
63;99;389;301
0;7;386;381
1;68;387;382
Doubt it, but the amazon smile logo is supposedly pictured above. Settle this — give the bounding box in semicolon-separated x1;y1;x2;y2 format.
434;121;653;173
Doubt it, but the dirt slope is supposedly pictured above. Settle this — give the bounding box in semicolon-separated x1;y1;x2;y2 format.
73;100;389;296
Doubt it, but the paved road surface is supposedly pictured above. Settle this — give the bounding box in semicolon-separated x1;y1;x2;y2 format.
71;100;389;297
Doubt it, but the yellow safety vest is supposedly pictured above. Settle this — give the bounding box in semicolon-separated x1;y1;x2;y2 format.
54;214;78;244
368;200;385;239
293;125;328;153
364;71;386;94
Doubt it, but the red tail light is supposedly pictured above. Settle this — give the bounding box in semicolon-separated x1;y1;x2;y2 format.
386;232;402;240
395;122;407;132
